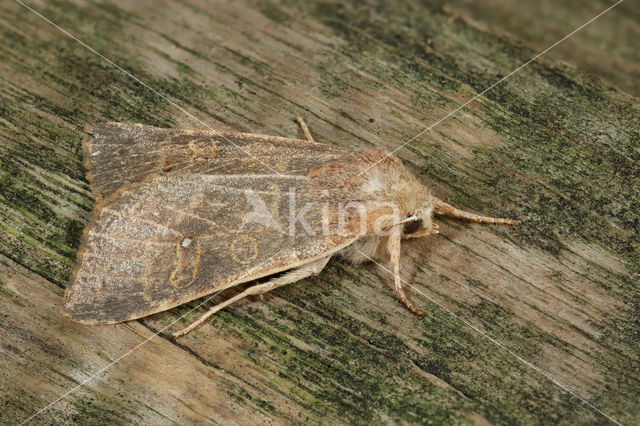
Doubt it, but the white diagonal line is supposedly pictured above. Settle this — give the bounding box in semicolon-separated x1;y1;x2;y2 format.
358;0;624;177
13;0;284;176
19;247;288;425
12;0;625;424
357;249;621;426
11;1;290;422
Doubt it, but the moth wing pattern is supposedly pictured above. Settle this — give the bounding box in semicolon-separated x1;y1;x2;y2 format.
65;174;363;324
84;123;348;201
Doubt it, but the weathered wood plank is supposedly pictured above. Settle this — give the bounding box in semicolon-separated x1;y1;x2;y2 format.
443;0;640;97
0;254;275;424
1;0;638;424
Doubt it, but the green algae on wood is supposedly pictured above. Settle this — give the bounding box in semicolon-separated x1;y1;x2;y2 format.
1;0;639;424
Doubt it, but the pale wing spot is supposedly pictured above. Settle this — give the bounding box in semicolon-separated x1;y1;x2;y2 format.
169;236;202;286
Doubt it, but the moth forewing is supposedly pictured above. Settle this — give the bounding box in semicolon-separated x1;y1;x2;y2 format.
84;123;348;201
67;122;520;335
68;122;353;324
65;172;365;324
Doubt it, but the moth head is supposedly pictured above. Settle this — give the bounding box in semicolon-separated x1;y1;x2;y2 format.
398;204;437;239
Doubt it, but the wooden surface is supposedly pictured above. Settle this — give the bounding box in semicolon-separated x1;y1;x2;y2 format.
1;0;638;424
444;0;640;98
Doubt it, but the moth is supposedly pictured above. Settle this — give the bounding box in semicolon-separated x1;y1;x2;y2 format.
65;119;519;337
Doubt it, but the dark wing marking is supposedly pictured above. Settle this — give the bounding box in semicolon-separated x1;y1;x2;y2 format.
84;123;348;201
65;174;363;324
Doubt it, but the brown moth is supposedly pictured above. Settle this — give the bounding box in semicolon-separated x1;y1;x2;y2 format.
65;119;519;337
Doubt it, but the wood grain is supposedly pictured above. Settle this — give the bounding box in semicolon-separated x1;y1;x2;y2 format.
1;0;638;424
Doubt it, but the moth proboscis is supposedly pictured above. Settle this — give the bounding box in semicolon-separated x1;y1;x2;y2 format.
64;119;520;338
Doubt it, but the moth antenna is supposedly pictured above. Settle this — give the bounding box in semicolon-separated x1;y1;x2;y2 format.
433;198;521;226
296;116;315;142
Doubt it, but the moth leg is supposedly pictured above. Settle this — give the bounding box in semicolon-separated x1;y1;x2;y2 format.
172;256;331;338
388;228;425;317
296;116;315;142
433;199;521;226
